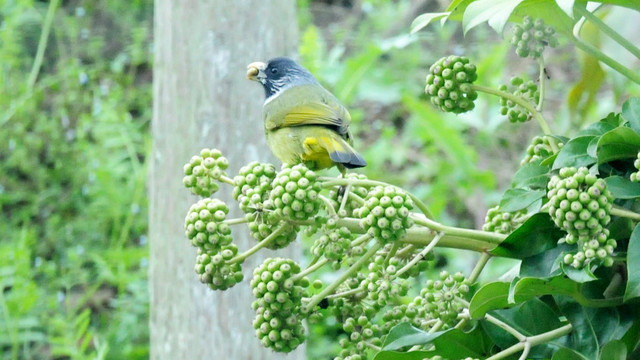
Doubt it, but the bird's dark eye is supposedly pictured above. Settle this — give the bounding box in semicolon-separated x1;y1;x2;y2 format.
270;68;278;74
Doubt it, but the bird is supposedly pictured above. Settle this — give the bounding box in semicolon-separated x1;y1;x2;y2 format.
246;57;366;174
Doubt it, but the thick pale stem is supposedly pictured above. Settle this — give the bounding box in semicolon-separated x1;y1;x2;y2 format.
611;206;640;221
224;217;249;226
295;258;329;280
229;223;288;263
219;175;235;186
485;324;573;360
468;252;492;284
574;6;640;60
536;57;546;111
319;195;338;217
571;37;640;85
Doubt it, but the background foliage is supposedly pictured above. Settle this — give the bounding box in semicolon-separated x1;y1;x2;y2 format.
2;0;639;359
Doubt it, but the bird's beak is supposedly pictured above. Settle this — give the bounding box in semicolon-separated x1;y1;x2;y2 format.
247;61;267;81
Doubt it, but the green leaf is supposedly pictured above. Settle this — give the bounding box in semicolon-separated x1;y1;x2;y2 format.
605;176;640;199
511;163;550;189
577;113;622;136
555;296;625;359
490;213;564;259
381;324;492;358
498;188;545;212
553;136;597;169
469;282;510;319
520;243;571;278
373;350;431;360
513;276;582;300
410;12;450;33
622;97;640;134
429;326;493;358
552;347;589;360
599;340;627;360
624;223;640;301
462;0;524;34
561;262;597;283
596;126;640;164
382;323;444;350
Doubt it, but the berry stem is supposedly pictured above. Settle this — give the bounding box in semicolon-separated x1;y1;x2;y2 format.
611;206;640;221
228;223;289;263
303;239;380;312
290;216;503;252
411;213;505;245
223;217;249;225
319;194;338;217
295;258;329;280
394;232;443;279
536;57;546;111
467;252;492;284
574;6;640;61
27;0;60;90
325;287;362;299
484;324;573;360
383;242;400;267
570;36;640;85
219;175;235;186
469;84;558;152
338;184;353;214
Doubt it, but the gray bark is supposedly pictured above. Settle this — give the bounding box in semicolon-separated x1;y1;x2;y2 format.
150;1;301;358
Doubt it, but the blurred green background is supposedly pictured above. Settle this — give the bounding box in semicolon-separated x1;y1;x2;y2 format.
1;0;638;359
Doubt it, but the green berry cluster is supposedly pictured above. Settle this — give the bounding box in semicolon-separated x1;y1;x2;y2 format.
562;230;617;268
328;173;370;217
425;55;478;114
336;313;382;360
521;135;564;165
546;167;617;268
482;205;526;235
251;258;309;353
419;271;469;327
232;162;300;249
498;77;539;123
194;247;242;290
630;151;640;182
232;161;276;213
184;198;232;251
183;148;229;197
355;186;414;243
185;198;243;290
361;257;410;307
511;16;558;58
311;218;353;267
270;164;322;220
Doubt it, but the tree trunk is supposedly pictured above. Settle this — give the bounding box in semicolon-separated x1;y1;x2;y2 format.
150;1;300;358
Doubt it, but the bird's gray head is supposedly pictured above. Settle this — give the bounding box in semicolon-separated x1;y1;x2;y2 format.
247;57;318;100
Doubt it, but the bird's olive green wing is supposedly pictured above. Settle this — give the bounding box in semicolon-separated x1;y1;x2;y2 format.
264;84;351;137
